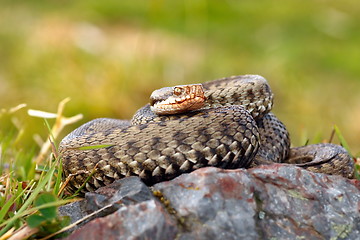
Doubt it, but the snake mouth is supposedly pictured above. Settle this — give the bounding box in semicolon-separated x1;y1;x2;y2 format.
149;84;206;115
151;97;205;115
149;86;173;107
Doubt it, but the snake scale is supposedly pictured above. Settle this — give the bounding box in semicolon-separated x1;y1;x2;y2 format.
59;75;354;193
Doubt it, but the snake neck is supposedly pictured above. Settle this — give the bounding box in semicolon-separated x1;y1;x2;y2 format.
202;75;274;120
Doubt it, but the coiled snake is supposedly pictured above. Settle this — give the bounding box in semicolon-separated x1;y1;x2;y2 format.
59;75;354;193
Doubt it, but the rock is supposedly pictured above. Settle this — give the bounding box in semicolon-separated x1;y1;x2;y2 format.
65;199;178;240
59;176;154;227
61;165;360;239
154;165;360;240
58;200;87;226
84;176;154;214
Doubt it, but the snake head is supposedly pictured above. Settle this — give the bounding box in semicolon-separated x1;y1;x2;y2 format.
150;84;206;115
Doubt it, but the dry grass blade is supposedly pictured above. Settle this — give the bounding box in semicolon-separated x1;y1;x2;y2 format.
7;225;39;240
38;204;113;240
28;98;83;164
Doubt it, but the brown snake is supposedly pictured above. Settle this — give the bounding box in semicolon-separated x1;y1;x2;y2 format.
59;75;354;193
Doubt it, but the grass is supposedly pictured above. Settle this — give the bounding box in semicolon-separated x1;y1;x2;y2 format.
0;101;81;239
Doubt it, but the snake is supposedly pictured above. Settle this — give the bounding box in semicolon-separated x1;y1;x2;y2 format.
59;75;354;193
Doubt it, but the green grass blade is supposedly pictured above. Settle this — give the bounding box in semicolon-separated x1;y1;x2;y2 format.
76;144;114;150
334;125;352;156
53;157;63;196
71;166;98;197
0;194;17;222
44;119;56;149
0;165;56;235
0;199;74;229
0;180;33;223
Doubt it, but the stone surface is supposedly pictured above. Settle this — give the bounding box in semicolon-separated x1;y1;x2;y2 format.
58;199;87;226
66;199;178;240
155;165;360;239
59;176;154;227
84;176;154;214
60;165;360;240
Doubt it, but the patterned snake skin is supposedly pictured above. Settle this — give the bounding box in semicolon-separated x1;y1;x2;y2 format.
59;75;354;193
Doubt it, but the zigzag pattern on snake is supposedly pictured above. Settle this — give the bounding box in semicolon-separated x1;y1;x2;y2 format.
59;75;354;193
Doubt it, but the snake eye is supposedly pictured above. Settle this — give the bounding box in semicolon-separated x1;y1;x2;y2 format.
173;87;183;96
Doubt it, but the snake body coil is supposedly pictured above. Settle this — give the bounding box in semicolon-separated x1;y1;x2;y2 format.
59;75;354;193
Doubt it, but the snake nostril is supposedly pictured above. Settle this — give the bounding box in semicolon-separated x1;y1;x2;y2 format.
149;98;155;106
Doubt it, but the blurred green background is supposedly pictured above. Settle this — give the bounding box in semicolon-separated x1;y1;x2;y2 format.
1;0;359;153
